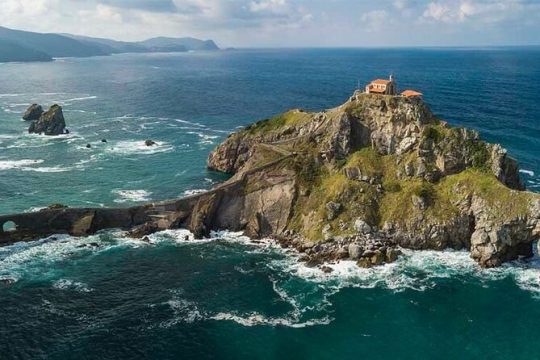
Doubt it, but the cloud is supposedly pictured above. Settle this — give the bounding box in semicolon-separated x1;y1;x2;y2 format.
99;0;177;12
361;10;391;32
421;0;540;24
0;0;539;46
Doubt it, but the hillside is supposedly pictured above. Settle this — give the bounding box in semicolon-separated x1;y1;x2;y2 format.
0;26;108;58
0;26;220;63
0;39;52;62
139;37;219;51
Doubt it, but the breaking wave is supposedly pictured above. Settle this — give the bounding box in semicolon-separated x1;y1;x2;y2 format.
53;279;93;293
2;229;540;329
112;189;152;203
105;140;174;155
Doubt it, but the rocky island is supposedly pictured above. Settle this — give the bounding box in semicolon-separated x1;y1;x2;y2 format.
25;104;68;135
1;88;540;269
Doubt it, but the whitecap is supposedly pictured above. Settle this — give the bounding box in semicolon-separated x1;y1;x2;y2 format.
182;189;207;197
174;119;206;128
53;279;93;293
520;169;535;177
0;159;44;170
210;312;331;328
105;140;174;155
113;189;152;203
187;131;219;145
0;233;129;283
25;207;46;213
22;166;71;173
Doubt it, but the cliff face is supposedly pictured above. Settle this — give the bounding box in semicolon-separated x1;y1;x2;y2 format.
206;93;539;267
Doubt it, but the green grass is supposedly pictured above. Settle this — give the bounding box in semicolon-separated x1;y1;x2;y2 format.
244;110;312;135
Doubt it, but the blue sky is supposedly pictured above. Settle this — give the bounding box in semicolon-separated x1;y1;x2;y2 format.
0;0;539;46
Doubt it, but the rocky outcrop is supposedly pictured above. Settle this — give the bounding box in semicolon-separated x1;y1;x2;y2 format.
22;104;43;121
206;92;538;267
1;92;538;269
28;104;67;136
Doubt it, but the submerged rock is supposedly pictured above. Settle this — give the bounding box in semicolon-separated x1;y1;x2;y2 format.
28;104;67;136
22;104;43;121
145;139;157;146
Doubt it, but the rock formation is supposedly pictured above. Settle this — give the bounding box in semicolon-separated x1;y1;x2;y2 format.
204;92;538;267
2;92;539;269
28;104;67;136
22;104;43;121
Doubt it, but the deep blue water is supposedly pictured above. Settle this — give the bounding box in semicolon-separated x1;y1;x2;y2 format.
1;48;540;359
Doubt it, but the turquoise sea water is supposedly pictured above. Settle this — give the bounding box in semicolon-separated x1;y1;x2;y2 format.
1;48;540;359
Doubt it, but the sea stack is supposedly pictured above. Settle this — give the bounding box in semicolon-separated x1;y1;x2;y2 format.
28;104;67;136
22;104;44;121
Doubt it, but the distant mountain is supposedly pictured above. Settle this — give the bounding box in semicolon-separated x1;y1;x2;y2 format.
139;37;219;51
0;26;108;58
0;26;220;63
62;34;150;54
0;39;52;63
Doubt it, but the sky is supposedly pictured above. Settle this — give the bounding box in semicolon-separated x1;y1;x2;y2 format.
0;0;539;47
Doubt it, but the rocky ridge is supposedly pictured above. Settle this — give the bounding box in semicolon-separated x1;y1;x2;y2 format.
204;92;540;268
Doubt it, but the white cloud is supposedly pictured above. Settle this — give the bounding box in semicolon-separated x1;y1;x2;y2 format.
0;0;539;47
422;0;540;24
361;10;390;32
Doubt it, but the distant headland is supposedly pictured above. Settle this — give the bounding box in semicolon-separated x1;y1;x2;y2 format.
0;26;219;63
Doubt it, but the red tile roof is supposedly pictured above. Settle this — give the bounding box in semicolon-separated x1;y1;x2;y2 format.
401;90;423;97
371;79;391;85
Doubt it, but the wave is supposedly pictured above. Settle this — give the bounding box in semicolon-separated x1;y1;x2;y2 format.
182;189;207;197
209;312;331;328
62;96;97;102
113;189;152;203
105;140;174;155
277;247;540;297
0;158;74;173
520;169;535;177
0;159;44;170
53;279;93;293
159;294;203;328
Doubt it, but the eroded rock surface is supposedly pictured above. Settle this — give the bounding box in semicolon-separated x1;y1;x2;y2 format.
28;104;67;136
22;104;43;121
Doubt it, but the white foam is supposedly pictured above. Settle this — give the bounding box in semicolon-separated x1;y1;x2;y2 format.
174;119;206;128
53;279;93;293
25;207;46;213
210;312;331;328
62;96;97;102
113;189;152;203
22;166;70;173
0;159;44;170
187;131;219;145
0;233;126;283
520;169;535;177
105;140;174;155
182;189;207;197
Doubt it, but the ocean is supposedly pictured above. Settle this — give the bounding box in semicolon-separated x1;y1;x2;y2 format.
1;48;540;359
